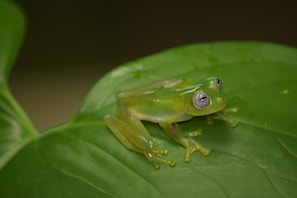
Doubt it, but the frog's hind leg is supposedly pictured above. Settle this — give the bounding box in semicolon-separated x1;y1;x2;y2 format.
104;115;141;152
104;115;176;169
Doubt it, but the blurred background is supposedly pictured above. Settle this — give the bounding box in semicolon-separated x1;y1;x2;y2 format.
9;0;297;131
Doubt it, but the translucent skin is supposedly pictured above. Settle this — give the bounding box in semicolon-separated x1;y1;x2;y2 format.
104;77;238;169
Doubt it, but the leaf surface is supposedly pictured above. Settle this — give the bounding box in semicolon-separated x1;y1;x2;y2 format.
0;3;296;197
0;0;37;170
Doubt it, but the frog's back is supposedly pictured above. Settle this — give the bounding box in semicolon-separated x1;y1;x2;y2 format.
117;87;191;122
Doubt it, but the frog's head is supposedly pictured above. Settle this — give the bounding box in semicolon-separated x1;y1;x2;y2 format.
185;77;227;116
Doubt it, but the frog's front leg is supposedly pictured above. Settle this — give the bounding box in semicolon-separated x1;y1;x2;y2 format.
159;118;211;162
207;107;239;127
104;109;176;169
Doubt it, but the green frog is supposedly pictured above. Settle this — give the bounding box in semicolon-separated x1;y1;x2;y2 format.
104;77;238;169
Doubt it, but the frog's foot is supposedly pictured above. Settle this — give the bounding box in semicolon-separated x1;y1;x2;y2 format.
144;149;176;169
184;139;211;162
220;107;239;127
188;128;203;138
225;118;239;127
207;107;239;127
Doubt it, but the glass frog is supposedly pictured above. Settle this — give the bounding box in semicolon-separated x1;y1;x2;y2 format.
104;77;238;169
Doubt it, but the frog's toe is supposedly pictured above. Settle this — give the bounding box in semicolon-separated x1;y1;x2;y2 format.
188;128;203;137
230;119;239;127
144;152;176;169
224;107;238;114
152;149;168;156
184;140;211;162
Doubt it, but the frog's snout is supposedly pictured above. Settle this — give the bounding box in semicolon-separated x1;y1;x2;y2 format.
215;95;227;110
217;95;227;104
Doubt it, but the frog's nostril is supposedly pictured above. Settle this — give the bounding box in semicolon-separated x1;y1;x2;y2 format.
217;96;227;105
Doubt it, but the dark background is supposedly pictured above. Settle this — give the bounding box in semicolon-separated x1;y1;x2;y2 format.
9;0;297;130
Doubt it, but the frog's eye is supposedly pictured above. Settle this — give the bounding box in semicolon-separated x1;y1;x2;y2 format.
194;91;210;108
214;78;222;90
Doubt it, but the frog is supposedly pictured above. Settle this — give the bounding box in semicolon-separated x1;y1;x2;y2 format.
104;77;238;169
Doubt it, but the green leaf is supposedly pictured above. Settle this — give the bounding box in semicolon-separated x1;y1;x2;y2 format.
0;1;37;170
0;3;296;196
